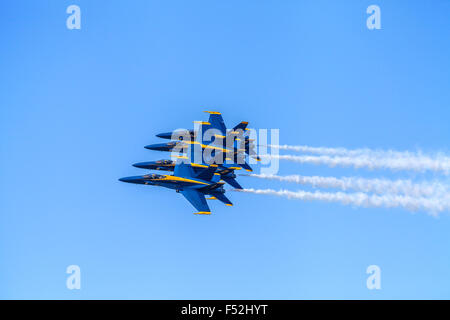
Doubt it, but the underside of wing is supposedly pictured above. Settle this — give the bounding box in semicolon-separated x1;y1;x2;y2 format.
221;176;243;189
181;189;211;214
208;191;233;206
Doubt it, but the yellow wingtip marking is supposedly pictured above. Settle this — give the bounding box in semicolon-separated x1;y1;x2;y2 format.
193;121;211;125
226;204;233;207
153;176;209;185
204;111;221;115
245;169;252;172
195;211;211;215
207;197;217;200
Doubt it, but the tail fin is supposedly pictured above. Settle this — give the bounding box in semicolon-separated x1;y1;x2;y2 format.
221;176;243;189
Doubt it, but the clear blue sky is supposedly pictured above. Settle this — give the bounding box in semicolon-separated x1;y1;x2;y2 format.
1;0;449;299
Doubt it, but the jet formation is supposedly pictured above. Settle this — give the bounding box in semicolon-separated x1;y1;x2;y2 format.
119;111;260;214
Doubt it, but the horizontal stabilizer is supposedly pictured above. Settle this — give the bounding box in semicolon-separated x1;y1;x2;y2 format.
239;161;253;172
207;112;227;136
208;191;233;206
222;176;243;189
194;164;218;181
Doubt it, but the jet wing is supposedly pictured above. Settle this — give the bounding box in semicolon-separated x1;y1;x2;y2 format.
180;189;211;214
221;176;243;189
205;111;227;136
208;191;233;206
233;121;248;132
174;159;195;178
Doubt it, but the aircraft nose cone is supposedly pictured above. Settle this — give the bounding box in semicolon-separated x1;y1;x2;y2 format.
119;176;138;183
133;162;152;169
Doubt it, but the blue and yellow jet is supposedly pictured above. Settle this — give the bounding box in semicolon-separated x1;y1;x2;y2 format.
119;160;233;214
145;111;260;171
132;159;243;189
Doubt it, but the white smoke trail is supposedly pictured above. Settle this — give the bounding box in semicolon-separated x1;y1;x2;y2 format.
260;154;450;175
246;173;450;198
267;144;449;159
235;188;450;216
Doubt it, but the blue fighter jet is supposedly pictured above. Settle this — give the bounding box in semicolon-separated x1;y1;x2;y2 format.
119;160;233;214
132;159;244;189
